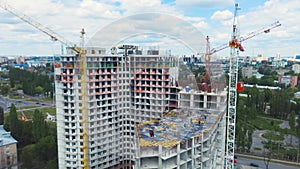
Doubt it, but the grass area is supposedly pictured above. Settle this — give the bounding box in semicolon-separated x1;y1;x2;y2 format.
254;147;262;151
249;115;296;136
19;106;40;109
39;107;56;115
18;107;56;120
249;116;282;131
262;131;284;141
8;94;24;99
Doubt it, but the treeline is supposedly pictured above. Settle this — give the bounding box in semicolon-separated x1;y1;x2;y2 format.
4;104;57;169
235;86;300;153
242;87;298;119
9;67;53;97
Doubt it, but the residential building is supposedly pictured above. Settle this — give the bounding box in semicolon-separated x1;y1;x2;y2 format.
292;64;300;74
54;47;179;169
272;60;287;68
278;75;298;87
0;125;18;169
241;66;253;78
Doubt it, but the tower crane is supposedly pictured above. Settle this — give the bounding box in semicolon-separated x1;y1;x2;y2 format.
202;20;281;92
0;2;90;169
223;4;281;169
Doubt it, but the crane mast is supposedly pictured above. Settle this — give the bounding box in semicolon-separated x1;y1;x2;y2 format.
225;3;240;169
223;4;281;168
0;2;90;169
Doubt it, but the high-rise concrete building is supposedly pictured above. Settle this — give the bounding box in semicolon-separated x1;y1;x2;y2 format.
54;47;179;169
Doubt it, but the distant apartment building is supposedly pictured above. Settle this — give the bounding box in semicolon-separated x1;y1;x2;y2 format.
241;66;253;78
278;75;298;87
0;57;8;63
292;64;300;74
0;125;18;169
295;55;300;62
16;56;25;64
272;60;287;68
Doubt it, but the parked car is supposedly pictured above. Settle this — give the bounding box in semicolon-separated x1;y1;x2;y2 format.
250;163;259;167
230;159;237;163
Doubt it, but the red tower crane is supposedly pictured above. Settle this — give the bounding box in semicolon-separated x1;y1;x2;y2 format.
200;20;281;92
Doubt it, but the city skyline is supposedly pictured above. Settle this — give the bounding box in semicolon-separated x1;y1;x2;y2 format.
0;0;299;57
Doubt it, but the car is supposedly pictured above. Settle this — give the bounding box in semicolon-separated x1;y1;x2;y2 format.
250;163;259;167
230;159;237;163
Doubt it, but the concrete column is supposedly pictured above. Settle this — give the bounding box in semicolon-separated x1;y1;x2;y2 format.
217;95;221;108
192;138;195;169
177;144;180;169
190;93;194;108
158;145;162;168
203;94;207;109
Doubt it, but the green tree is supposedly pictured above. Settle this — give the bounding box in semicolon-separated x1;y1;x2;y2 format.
35;136;57;162
296;116;300;162
263;89;272;113
45;159;58;169
18;121;34;147
236;98;254;152
289;111;296;144
32;109;48;142
245;129;254;152
20;144;36;169
263;130;277;169
34;86;44;95
8;67;53;97
8;104;20;139
270;90;291;119
0;106;3;125
0;84;10;95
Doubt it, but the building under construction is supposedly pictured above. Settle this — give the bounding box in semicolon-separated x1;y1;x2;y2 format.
135;88;227;169
54;45;227;169
54;47;182;169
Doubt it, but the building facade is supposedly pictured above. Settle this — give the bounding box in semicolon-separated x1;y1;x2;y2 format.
0;125;18;169
292;64;300;74
54;47;179;169
278;75;298;87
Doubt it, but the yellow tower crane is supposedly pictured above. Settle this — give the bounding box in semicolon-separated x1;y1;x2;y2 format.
0;2;90;169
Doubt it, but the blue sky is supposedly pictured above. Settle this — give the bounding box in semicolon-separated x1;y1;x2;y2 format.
0;0;299;57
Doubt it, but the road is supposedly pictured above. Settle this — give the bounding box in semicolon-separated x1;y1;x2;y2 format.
0;95;55;112
237;156;300;169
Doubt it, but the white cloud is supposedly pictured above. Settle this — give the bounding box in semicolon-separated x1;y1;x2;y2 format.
193;21;209;30
0;0;299;57
235;0;300;56
211;10;232;21
175;0;234;9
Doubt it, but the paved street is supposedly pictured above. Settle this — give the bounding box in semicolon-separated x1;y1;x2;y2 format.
236;155;300;169
0;95;55;112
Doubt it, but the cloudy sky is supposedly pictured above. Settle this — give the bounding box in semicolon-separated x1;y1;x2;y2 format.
0;0;298;57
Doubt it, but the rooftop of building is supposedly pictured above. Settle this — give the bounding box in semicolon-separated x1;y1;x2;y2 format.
136;108;224;148
0;125;18;146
